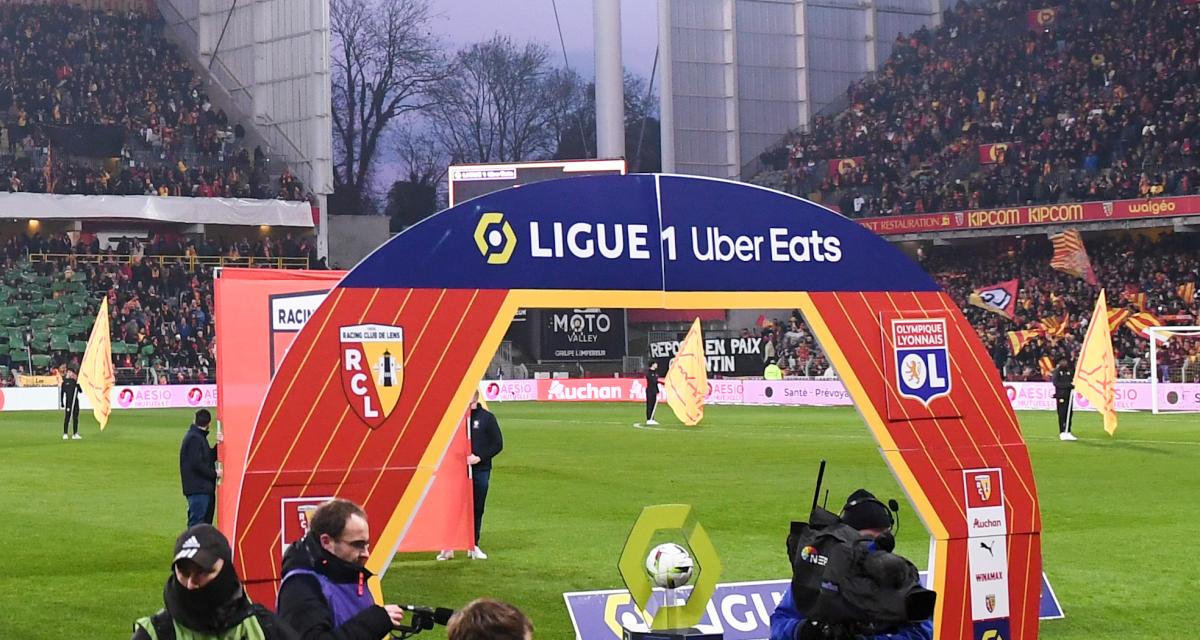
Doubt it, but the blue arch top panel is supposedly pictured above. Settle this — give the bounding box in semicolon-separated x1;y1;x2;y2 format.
339;174;939;293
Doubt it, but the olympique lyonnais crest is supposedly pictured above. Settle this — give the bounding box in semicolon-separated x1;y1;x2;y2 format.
975;474;992;502
892;318;952;405
340;324;404;429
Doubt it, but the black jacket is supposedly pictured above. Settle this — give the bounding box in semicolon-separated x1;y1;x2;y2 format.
277;533;394;640
469;406;503;471
1052;367;1074;398
60;377;80;410
179;424;217;496
132;574;296;640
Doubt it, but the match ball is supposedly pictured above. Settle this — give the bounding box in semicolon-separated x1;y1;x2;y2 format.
644;542;695;589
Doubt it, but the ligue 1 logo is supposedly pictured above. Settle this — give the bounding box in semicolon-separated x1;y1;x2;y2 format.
339;324;405;429
892;318;951;405
975;474;992;502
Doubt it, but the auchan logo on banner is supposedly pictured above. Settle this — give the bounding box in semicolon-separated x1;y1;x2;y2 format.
340;324;404;428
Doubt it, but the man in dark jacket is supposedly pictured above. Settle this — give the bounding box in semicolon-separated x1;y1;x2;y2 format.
644;361;664;425
277;499;406;639
60;368;81;440
1053;360;1077;441
133;524;296;640
180;409;218;526
439;392;504;561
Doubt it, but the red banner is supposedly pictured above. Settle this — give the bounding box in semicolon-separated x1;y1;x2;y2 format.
1027;7;1058;29
979;142;1019;165
858;195;1200;236
827;156;865;177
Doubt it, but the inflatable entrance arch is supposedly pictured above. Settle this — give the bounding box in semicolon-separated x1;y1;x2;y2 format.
232;175;1041;640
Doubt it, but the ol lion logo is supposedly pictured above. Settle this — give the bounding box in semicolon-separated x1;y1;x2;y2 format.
340;324;404;429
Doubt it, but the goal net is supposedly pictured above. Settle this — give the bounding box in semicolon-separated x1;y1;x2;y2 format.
1148;326;1200;413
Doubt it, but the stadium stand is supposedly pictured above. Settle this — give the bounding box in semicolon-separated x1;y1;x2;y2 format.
746;231;1200;384
752;0;1200;218
0;232;317;386
0;3;311;201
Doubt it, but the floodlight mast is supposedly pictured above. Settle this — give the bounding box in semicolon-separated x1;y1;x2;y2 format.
594;0;626;160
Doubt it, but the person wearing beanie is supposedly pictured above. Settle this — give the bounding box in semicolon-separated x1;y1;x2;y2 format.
769;489;933;640
132;524;296;639
276;498;407;640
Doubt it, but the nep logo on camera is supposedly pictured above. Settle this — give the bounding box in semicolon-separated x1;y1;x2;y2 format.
891;318;951;405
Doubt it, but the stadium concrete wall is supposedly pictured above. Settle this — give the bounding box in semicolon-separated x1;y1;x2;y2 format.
328;215;390;270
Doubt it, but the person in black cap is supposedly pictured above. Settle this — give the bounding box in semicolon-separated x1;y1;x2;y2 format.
132;524;296;639
769;489;932;640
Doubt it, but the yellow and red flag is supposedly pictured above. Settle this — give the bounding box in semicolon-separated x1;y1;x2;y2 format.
1106;308;1131;333
1049;229;1098;285
1125;291;1148;312
664;318;709;426
1179;281;1196;305
78;298;116;430
1006;329;1042;356
1074;290;1118;435
1039;356;1055;378
1125;311;1164;338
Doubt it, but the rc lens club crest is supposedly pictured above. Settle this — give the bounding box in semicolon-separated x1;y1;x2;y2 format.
340;324;404;428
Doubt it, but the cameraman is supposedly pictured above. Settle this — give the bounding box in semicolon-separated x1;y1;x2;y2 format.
276;499;406;639
770;490;933;640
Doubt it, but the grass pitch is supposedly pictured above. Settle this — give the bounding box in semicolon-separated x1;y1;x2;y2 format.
0;404;1196;638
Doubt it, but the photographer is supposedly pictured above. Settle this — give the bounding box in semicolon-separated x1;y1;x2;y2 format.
276;499;406;639
770;489;933;640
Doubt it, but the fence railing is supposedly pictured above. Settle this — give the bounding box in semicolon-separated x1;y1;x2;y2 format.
27;253;309;271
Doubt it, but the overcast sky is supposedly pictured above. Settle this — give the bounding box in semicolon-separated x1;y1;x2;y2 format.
428;0;659;78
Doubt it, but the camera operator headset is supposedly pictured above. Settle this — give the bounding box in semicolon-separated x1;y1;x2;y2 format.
769;489;933;640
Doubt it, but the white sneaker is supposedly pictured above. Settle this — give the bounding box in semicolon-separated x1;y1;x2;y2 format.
436;550;454;561
72;433;82;440
62;434;68;440
1059;432;1077;441
469;546;488;560
646;419;659;426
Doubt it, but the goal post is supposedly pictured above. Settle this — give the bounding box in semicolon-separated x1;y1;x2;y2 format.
1148;326;1200;413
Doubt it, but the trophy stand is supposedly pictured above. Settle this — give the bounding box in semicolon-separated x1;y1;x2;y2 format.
618;505;725;640
622;586;722;640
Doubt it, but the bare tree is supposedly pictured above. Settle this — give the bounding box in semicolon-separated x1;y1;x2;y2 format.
427;35;562;164
330;0;443;213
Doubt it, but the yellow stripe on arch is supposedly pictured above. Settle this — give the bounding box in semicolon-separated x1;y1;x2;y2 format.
793;293;949;540
366;291;521;595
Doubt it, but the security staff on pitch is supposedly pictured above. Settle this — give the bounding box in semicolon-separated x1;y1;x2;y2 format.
644;361;664;425
439;392;504;560
1053;360;1077;441
60;368;82;440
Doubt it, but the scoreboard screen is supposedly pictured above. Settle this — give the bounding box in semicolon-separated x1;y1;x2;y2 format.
448;159;626;206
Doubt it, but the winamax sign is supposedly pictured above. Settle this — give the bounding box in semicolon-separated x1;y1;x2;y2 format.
649;337;763;376
540;308;627;360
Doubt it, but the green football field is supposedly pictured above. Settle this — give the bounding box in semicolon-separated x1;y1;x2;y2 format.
1;403;1196;639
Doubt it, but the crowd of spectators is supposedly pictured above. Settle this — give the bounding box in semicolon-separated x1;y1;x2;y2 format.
741;232;1200;383
0;230;320;386
926;232;1200;381
756;0;1200;218
0;4;312;202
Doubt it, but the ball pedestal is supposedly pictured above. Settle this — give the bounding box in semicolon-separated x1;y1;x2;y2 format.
622;627;723;640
